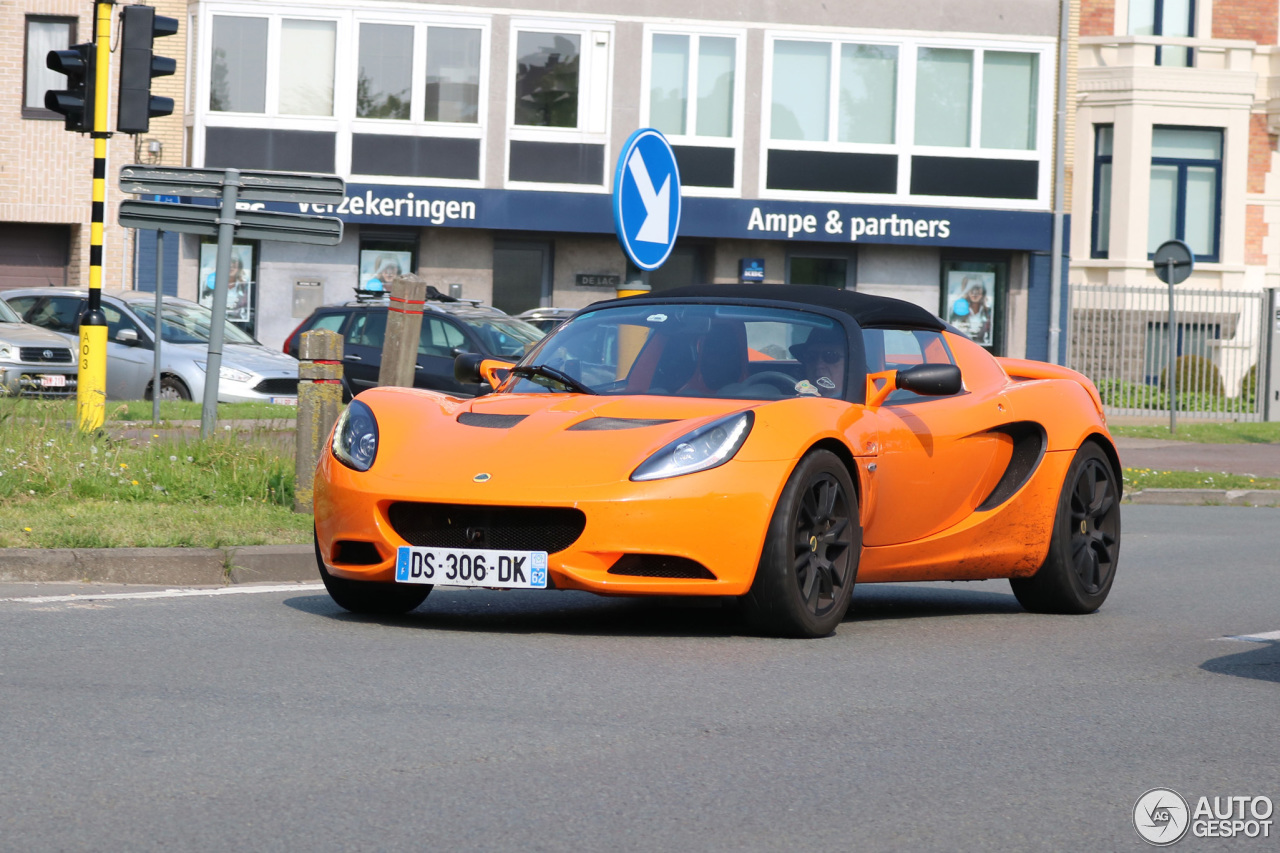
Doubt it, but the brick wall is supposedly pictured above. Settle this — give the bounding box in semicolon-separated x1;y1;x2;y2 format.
1213;0;1279;44
2;0;192;291
1248;114;1274;194
1246;205;1268;265
1080;0;1114;37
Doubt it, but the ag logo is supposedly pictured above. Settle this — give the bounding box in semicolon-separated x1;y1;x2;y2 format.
1134;788;1190;845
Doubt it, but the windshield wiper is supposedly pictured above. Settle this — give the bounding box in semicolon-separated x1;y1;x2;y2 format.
510;363;596;395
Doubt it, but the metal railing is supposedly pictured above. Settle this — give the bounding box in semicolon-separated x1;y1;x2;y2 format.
1068;285;1267;421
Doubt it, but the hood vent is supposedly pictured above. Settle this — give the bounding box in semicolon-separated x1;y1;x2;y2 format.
568;417;677;431
457;412;528;428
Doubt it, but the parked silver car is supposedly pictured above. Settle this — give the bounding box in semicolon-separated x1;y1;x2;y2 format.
0;297;79;398
1;287;300;403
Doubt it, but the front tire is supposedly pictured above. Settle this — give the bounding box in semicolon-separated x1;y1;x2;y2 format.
744;450;861;638
314;531;430;615
1011;442;1121;614
148;376;191;402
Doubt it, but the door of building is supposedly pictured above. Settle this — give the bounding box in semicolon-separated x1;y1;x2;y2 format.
492;240;552;314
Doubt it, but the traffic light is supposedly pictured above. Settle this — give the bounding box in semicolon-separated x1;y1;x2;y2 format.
117;5;179;135
45;43;96;132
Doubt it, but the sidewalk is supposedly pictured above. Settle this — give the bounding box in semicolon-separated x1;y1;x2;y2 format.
1;436;1275;588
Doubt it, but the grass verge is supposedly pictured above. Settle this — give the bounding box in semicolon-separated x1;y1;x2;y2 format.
1123;468;1280;492
1110;422;1280;444
0;400;310;548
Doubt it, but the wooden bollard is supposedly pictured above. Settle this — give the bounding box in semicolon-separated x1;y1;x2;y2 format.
294;329;344;514
379;274;428;389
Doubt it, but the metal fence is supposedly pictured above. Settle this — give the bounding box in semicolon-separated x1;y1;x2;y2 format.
1068;285;1268;421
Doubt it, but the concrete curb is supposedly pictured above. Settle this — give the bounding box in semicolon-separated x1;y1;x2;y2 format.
0;545;315;586
1124;488;1280;507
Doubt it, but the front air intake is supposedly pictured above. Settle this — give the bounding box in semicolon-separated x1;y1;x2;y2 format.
607;554;716;579
387;503;586;553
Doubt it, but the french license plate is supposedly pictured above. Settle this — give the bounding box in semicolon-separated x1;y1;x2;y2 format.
395;546;548;589
271;396;298;406
40;374;67;388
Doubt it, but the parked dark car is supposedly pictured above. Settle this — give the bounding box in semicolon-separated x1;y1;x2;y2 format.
284;293;544;398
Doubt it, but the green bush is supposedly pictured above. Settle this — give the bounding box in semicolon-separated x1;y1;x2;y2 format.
1240;363;1258;402
1096;378;1256;414
1160;354;1225;397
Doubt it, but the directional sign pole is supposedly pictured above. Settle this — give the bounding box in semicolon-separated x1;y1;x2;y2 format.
152;228;164;425
1153;240;1194;436
1167;256;1177;435
201;170;240;439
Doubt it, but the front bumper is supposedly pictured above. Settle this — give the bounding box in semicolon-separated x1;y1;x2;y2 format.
0;365;78;398
313;450;793;596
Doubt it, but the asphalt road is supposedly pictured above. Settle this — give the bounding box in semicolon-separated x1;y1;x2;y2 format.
1;505;1277;852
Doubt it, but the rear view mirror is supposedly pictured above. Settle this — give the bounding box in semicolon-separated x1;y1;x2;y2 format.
896;363;963;396
454;352;515;387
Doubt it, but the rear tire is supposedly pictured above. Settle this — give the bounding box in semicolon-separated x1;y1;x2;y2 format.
1011;442;1120;614
743;450;860;638
314;531;430;615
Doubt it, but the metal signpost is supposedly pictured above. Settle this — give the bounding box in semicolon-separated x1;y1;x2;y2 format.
118;165;345;437
1153;239;1194;434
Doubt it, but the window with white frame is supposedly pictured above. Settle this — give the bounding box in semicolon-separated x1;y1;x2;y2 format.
645;30;741;191
507;23;611;187
199;5;488;181
24;16;76;118
764;34;1048;204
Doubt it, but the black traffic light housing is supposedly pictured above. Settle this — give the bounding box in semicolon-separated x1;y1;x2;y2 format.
45;43;96;132
117;5;179;134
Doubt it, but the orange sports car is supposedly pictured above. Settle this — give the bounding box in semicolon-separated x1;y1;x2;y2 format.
312;284;1121;638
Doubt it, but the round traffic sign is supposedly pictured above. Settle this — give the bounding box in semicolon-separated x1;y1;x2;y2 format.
1152;239;1194;284
612;128;682;271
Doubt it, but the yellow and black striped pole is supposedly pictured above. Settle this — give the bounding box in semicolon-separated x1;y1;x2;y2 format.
77;0;113;431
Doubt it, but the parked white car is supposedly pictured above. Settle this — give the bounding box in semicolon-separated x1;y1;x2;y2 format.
1;287;300;403
0;297;80;398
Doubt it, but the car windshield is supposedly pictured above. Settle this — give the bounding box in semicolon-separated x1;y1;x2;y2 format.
508;303;848;399
132;300;258;345
460;316;545;358
0;299;21;323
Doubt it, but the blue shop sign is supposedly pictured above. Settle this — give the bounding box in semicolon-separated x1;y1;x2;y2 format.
247;184;1054;252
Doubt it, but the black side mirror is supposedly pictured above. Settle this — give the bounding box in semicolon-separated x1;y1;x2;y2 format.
896;363;962;396
454;352;484;384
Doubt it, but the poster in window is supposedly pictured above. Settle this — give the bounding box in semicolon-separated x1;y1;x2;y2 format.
198;243;254;323
359;250;412;294
945;270;995;347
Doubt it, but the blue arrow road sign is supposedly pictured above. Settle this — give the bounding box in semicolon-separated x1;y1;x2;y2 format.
612;128;681;271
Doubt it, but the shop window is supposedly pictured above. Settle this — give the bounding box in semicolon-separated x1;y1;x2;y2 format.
198;241;258;336
941;257;1007;355
23;16;75;119
1147;126;1221;262
1092;125;1113;258
358;230;418;296
1130;0;1194;67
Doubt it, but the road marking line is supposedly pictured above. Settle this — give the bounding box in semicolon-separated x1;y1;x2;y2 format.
1222;630;1280;643
0;583;324;604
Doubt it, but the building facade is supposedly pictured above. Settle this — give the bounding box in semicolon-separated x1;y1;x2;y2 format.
1072;0;1279;408
7;1;1074;362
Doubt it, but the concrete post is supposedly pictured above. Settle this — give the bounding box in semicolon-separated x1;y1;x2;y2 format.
378;274;428;388
294;329;343;514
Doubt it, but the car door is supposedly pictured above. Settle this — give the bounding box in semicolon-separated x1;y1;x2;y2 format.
101;302;154;399
860;327;1013;546
415;316;475;395
341;309;386;393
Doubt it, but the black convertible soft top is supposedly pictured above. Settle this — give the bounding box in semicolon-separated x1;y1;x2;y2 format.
611;284;945;331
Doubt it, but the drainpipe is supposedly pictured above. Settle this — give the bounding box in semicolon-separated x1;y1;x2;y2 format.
1048;0;1071;365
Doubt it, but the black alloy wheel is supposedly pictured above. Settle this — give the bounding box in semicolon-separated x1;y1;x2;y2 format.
744;450;861;638
1011;442;1121;614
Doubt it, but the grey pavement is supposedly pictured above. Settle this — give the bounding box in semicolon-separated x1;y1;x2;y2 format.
0;436;1275;587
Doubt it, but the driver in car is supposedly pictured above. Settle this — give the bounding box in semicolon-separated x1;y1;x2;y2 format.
791;327;846;398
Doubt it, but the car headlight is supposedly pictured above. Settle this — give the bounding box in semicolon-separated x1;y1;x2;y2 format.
631;411;754;482
331;400;379;472
195;361;255;384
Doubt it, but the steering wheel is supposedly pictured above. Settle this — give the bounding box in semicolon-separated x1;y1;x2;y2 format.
746;371;802;394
